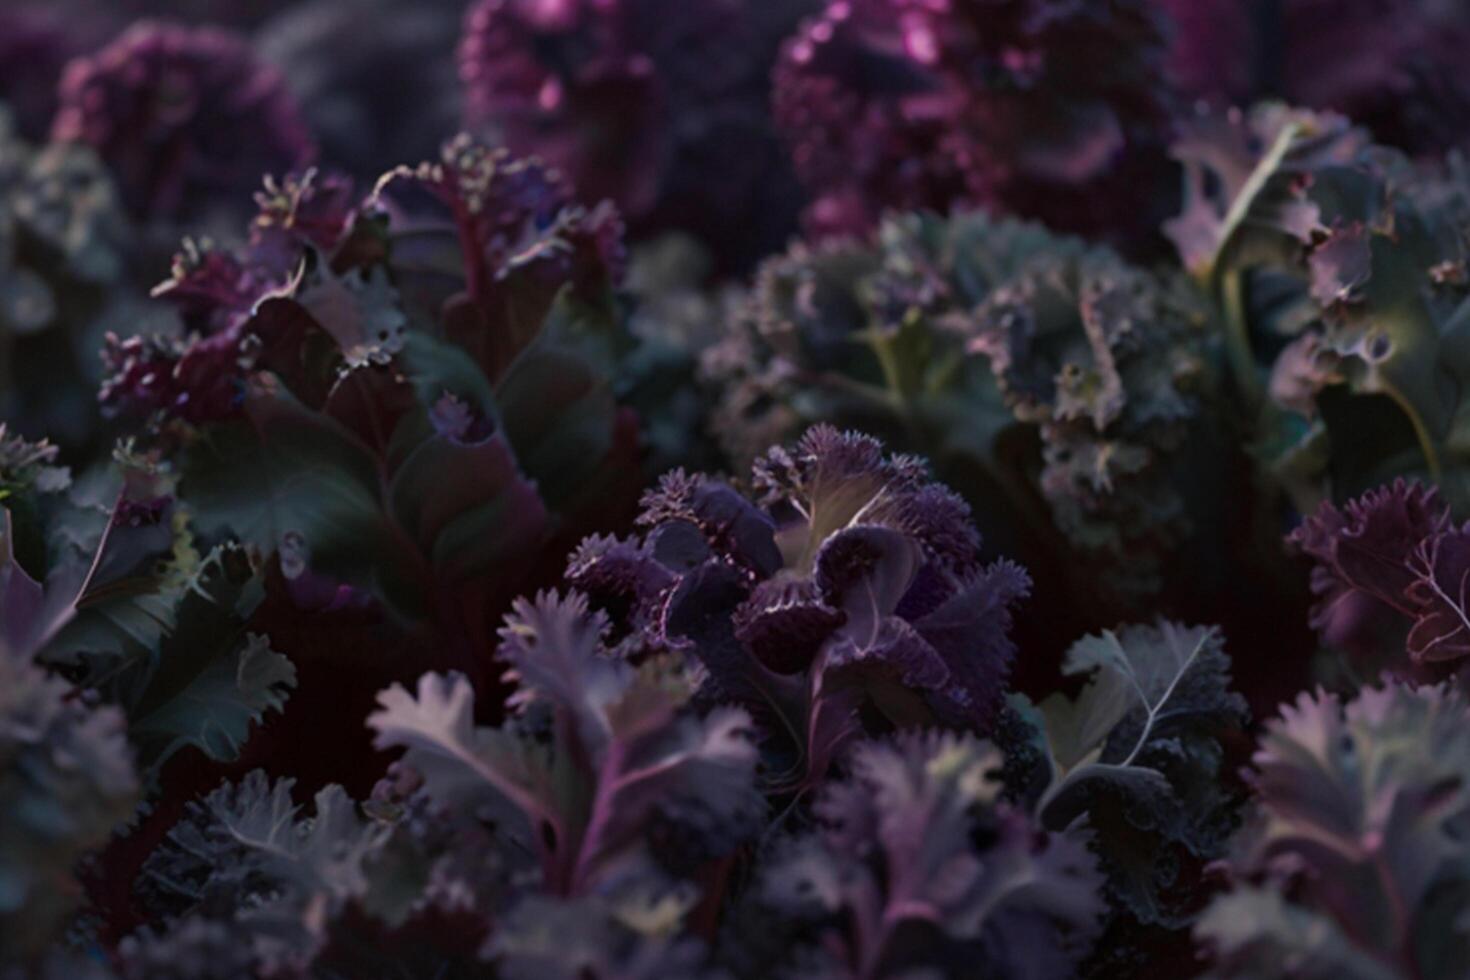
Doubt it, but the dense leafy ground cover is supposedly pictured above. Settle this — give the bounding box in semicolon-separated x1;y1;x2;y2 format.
6;2;1470;977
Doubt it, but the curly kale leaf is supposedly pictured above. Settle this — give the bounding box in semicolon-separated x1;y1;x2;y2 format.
705;212;1205;603
6;442;294;782
1289;479;1470;669
125;137;643;637
574;426;1027;791
0;636;136;965
135;770;387;972
55;541;296;780
1166;104;1370;283
1198;681;1470;979
1024;621;1248;928
369;591;764;906
1288;479;1448;653
762;731;1103;979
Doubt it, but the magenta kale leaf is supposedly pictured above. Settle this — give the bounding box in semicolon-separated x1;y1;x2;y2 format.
1404;526;1470;662
1288;479;1449;652
772;0;1175;245
458;0;810;270
1289;480;1470;669
51;20;315;224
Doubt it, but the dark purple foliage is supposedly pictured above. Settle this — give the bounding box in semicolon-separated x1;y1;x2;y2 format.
374;133;625;325
1198;680;1470;977
1160;0;1470;156
51;20;316;223
567;424;1030;790
758;731;1103;978
0;7;97;141
1289;480;1470;670
458;0;812;269
1288;479;1449;650
99;168;358;422
772;0;1177;245
459;0;666;218
1405;527;1470;663
11;3;1470;977
98;329;248;424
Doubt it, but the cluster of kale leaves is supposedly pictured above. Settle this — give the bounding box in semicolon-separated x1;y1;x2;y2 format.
7;2;1470;978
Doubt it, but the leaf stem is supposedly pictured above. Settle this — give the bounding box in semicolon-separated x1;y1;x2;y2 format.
1382;384;1443;483
865;329;913;407
1219;268;1264;412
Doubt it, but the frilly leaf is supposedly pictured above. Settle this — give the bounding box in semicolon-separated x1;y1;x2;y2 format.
0;639;136;962
1288;479;1448;652
499;590;630;753
1037;622;1245;817
367;671;557;852
1201;680;1470;979
763;731;1103;978
487;893;714;980
60;542;295;778
370;600;763;901
136;770;388;971
1027;621;1248;928
1166;104;1369;283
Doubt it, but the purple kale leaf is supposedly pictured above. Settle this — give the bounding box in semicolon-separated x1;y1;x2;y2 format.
1289;480;1470;669
570;426;1028;791
459;0;810;270
51;20;315;224
1197;680;1470;979
181;337;550;633
1289;480;1449;652
759;731;1103;979
99;166;360;425
772;0;1175;246
368;590;764;961
99;138;642;645
372;133;625;362
1405;526;1470;662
